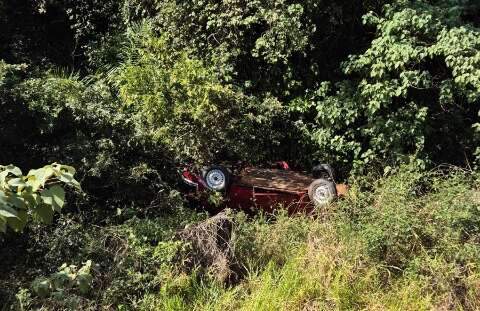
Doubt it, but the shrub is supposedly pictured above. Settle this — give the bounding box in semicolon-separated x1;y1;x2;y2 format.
123;0;371;101
31;260;93;298
0;163;80;233
351;166;480;272
291;0;480;174
13;73;177;216
113;22;286;164
2;207;203;309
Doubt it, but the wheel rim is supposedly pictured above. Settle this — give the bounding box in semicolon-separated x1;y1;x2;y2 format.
205;169;226;190
313;184;333;205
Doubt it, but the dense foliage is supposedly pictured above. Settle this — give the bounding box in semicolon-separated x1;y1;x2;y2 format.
3;167;480;309
292;0;480;172
113;23;285;162
1;0;479;309
1;0;479;171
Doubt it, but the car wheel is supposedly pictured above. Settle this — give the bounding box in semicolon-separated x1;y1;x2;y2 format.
308;178;337;206
312;164;334;180
202;166;230;191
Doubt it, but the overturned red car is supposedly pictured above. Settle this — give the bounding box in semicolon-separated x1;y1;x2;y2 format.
180;162;347;214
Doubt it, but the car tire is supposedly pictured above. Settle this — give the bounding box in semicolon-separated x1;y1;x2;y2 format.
308;178;337;206
312;164;334;180
202;165;230;191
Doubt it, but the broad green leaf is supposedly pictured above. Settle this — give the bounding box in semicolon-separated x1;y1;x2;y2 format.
79;260;92;273
53;163;76;175
23;193;41;207
8;194;26;210
57;172;81;190
77;260;93;294
27;167;53;189
26;175;42;192
0;191;9;206
0;163;78;233
41;186;65;212
49;185;66;210
35;204;54;224
0;205;19;219
51;271;73;290
7;210;28;232
41;192;53;205
77;273;93;294
27;168;45;185
43;166;55;180
32;277;51;298
0;165;22;177
0;171;9;187
8;177;26;189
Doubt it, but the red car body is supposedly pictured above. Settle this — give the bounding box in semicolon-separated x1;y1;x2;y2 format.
181;162;347;214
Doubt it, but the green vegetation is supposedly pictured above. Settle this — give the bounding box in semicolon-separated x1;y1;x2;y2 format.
0;0;479;310
3;167;479;309
0;163;80;232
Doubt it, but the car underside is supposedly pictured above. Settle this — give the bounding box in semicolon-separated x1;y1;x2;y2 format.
180;162;348;214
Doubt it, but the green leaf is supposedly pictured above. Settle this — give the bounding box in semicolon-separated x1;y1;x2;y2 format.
57;172;81;190
0;191;9;206
41;186;65;212
8;210;28;232
0;205;19;219
0;165;22;177
35;204;54;224
0;217;6;233
32;277;52;298
8;195;26;210
25;175;42;192
0;163;79;233
49;185;66;210
27;168;46;188
53;163;76;175
77;260;93;295
50;271;73;290
77;273;93;294
0;171;9;187
8;177;25;187
23;193;41;207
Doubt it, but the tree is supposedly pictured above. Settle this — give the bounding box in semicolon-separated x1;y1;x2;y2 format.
291;0;480;173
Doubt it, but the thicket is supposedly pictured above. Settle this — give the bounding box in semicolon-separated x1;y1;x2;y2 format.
1;0;479;170
0;0;479;309
2;167;479;309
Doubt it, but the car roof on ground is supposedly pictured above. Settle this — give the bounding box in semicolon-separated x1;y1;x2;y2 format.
236;168;313;192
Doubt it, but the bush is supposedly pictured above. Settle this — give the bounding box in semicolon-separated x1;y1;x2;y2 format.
2;207;204;310
2;167;479;310
291;0;480;174
113;22;286;164
123;0;370;100
12;72;178;216
350;166;480;272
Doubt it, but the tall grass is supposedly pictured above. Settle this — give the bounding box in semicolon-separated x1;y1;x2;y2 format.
5;166;479;310
140;166;480;310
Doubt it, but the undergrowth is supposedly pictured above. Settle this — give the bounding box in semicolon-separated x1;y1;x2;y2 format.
1;166;479;310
